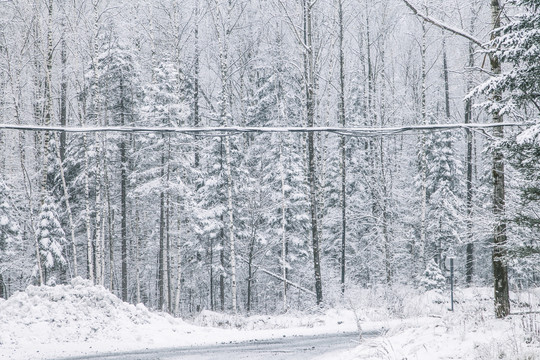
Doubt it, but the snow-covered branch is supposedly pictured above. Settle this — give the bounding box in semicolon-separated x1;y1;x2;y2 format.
239;257;316;296
401;0;485;49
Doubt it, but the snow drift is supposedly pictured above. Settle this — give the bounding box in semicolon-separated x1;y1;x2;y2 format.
0;277;181;347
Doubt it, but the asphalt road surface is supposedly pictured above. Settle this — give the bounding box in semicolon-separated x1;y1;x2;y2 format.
58;331;374;360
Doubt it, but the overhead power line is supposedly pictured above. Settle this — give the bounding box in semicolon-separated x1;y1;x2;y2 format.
0;122;534;137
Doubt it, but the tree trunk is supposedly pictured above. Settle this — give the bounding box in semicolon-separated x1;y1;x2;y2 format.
490;0;510;319
59;15;67;164
220;225;225;311
246;233;255;313
120;78;128;303
465;34;475;285
279;142;288;310
214;0;237;313
420;20;428;269
159;140;166;310
303;0;323;306
193;0;201;168
224;136;237;313
135;198;141;304
55;133;78;278
84;134;94;284
166;143;172;313
338;0;347;295
105;165;114;291
174;200;182;315
94;164;104;286
210;235;214;311
442;35;451;121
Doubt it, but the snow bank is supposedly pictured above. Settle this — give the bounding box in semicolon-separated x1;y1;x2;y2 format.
323;313;540;360
0;277;181;347
0;277;206;359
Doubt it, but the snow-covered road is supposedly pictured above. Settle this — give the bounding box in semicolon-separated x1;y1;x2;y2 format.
55;331;371;360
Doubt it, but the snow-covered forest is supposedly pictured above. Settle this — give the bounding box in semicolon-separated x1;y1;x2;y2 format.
0;0;539;325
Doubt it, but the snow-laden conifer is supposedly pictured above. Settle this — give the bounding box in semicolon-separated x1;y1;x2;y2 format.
36;196;66;285
419;259;446;292
475;0;540;115
0;181;18;253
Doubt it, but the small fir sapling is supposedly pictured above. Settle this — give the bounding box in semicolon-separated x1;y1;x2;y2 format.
419;259;446;292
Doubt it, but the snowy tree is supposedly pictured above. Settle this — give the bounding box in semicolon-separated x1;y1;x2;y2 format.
475;0;540;305
138;60;191;312
419;259;446;292
0;181;18;298
0;181;18;254
475;0;540;115
36;197;66;285
424;130;464;267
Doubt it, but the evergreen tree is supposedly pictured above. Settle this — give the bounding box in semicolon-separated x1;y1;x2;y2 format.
138;60;192;311
425;130;464;267
0;181;18;253
419;259;446;292
95;34;141;298
475;0;540;115
36;196;66;285
0;181;18;298
477;0;540;285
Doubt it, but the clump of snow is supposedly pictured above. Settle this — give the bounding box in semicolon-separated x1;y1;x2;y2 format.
517;123;540;145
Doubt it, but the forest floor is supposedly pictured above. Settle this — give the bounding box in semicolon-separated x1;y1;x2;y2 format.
0;278;539;359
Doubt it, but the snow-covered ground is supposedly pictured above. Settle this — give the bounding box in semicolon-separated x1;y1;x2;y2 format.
316;288;540;360
0;278;539;359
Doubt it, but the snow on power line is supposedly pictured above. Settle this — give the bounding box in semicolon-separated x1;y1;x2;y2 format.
0;122;534;137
